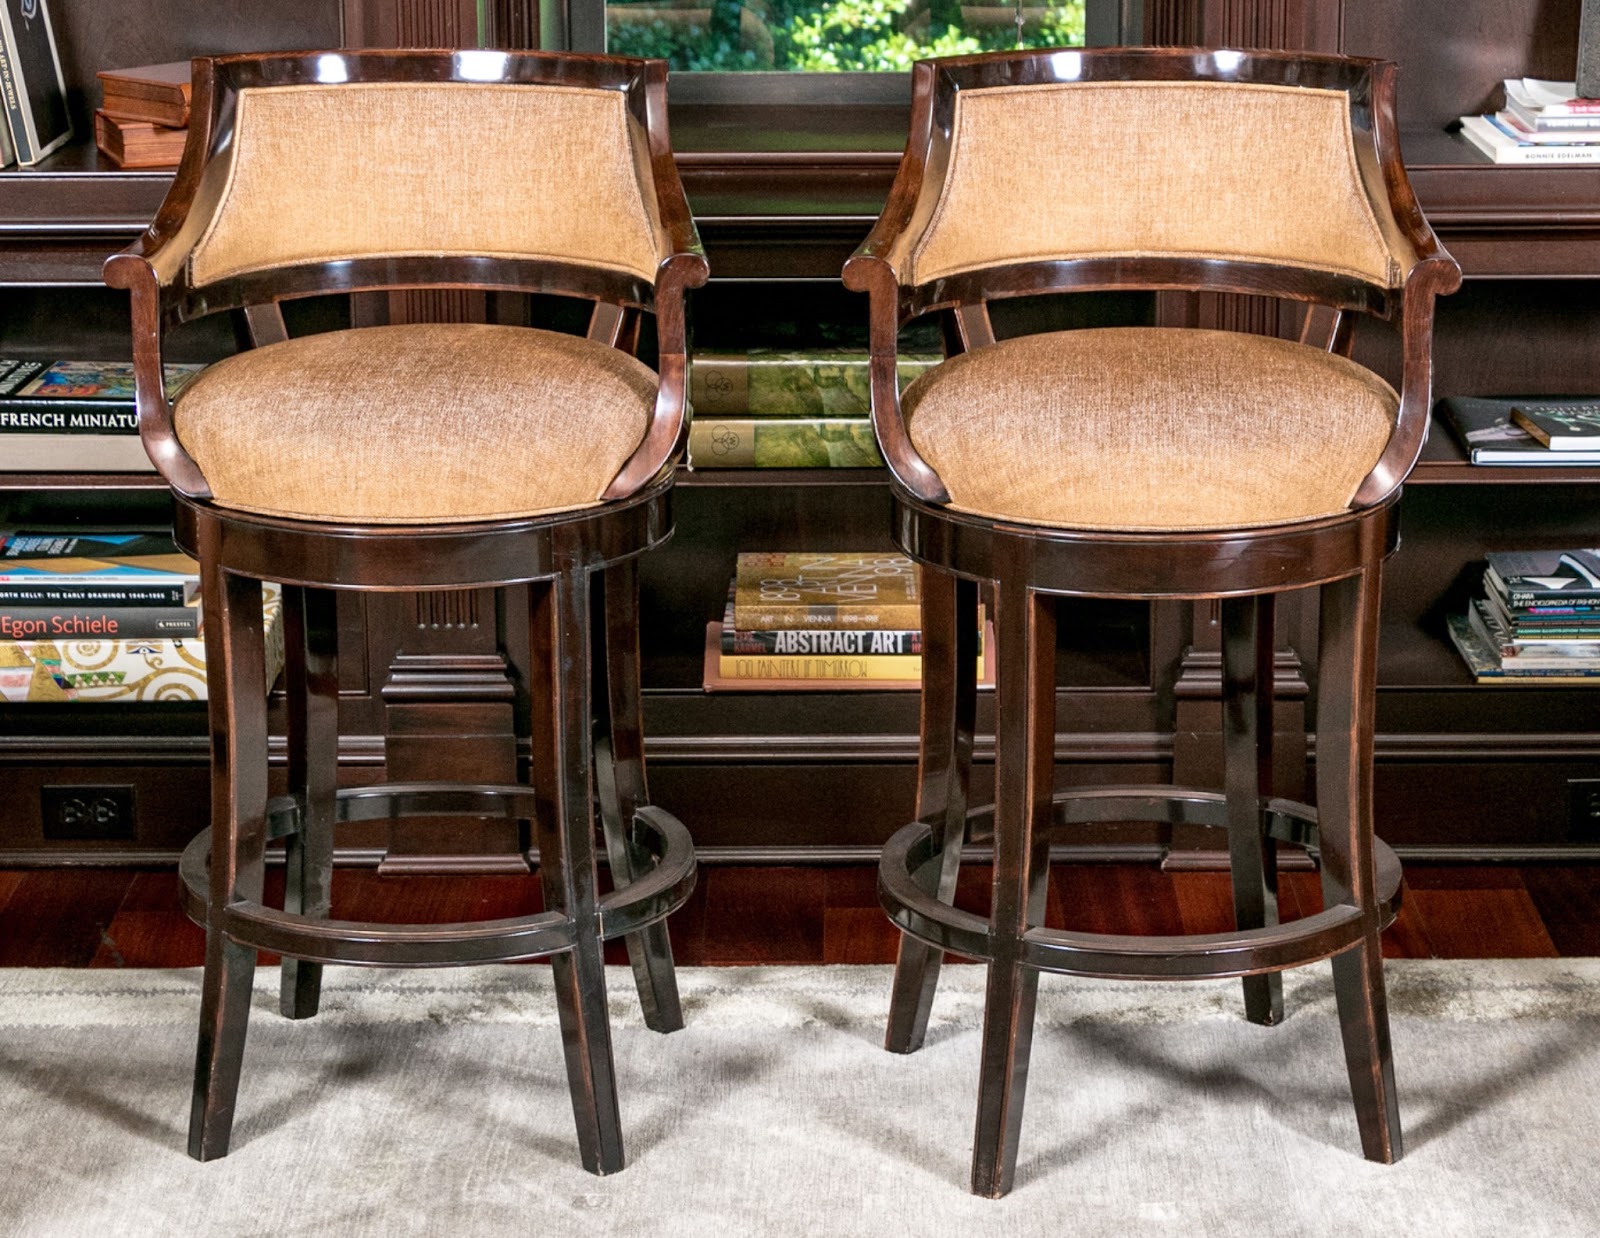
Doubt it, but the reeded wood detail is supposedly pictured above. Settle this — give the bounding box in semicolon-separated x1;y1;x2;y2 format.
486;0;540;48
415;590;482;631
397;0;479;45
1146;0;1340;53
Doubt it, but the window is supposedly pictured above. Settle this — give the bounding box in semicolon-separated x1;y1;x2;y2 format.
603;0;1088;71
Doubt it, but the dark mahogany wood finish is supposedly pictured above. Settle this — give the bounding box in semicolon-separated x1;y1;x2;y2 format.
844;47;1461;1198
102;49;708;1176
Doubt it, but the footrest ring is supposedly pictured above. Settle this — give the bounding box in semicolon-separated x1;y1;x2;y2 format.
179;781;697;967
879;786;1400;981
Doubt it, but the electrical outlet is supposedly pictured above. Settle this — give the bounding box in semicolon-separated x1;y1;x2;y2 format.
41;785;136;841
1569;779;1600;843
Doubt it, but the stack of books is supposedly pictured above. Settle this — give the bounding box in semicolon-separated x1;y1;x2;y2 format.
1438;396;1600;466
1448;549;1600;685
94;62;193;169
687;351;940;469
1;359;206;471
0;530;284;703
1458;79;1600;165
706;551;990;690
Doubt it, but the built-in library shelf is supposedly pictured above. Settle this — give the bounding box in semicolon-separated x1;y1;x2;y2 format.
4;0;1600;864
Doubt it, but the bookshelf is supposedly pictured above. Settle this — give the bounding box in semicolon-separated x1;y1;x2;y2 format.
2;0;1598;866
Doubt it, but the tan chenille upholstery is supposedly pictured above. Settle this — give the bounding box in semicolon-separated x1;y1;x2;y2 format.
900;327;1398;531
173;323;658;523
186;83;663;287
906;81;1406;288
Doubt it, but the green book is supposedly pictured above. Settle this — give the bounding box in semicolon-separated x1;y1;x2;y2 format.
688;417;884;469
689;351;940;417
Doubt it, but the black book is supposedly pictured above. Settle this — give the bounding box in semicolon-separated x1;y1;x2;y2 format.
1485;550;1600;606
0;529;200;606
0;604;200;640
0;0;72;166
1437;396;1600;465
0;360;205;435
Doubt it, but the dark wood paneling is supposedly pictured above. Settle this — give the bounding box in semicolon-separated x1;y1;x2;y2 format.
49;1;340;129
1342;0;1583;129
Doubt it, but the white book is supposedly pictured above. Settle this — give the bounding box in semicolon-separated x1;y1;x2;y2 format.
0;434;155;472
1458;114;1600;165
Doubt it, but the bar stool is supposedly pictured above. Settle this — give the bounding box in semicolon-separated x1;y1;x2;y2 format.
104;49;706;1175
843;48;1460;1196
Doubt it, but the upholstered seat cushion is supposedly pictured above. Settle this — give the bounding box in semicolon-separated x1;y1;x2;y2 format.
900;327;1399;532
173;323;658;524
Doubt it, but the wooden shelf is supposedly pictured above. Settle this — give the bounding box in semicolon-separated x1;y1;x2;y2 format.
1412;411;1600;485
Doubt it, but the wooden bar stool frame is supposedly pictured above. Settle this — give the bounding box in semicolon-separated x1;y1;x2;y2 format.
843;47;1461;1197
104;49;708;1175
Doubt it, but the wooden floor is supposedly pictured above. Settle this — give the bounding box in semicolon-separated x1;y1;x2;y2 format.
1;861;1596;967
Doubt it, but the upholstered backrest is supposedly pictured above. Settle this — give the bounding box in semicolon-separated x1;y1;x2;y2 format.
187;81;662;288
907;79;1403;289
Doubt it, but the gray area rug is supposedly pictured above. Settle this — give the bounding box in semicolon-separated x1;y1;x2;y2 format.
1;960;1597;1237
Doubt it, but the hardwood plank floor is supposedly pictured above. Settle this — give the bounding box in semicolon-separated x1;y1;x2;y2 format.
1;862;1596;969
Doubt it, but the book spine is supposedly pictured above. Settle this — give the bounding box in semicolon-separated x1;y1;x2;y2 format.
0;433;155;471
731;603;923;631
689;417;883;469
1507;590;1600;607
0;400;139;434
0;581;188;606
722;627;923;655
690;356;937;417
0;5;31;163
718;651;925;681
0;605;199;640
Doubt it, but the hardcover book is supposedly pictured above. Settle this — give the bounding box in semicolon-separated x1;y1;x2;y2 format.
703;622;994;691
0;585;285;703
0;361;207;466
9;359;205;403
1447;611;1600;685
0;604;199;640
688;417;883;468
720;587;922;655
93;109;186;169
1458;113;1600;164
690;351;939;417
1437;397;1600;465
96;61;193;128
0;0;72;165
0;530;200;606
1485;550;1600;605
1510;402;1600;449
732;552;921;631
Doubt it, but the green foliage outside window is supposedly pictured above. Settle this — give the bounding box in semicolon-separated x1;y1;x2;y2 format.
606;0;1086;72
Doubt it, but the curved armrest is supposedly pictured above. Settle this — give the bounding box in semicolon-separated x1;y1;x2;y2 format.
841;253;949;503
602;249;710;501
1349;254;1462;508
101;250;213;498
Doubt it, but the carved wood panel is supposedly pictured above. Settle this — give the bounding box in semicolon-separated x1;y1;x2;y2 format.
1144;0;1340;51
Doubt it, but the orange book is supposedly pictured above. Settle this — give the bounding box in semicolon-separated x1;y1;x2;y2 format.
96;61;192;128
94;110;186;169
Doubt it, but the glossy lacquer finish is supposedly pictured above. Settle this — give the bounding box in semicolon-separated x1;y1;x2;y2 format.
105;50;708;1176
845;48;1461;1198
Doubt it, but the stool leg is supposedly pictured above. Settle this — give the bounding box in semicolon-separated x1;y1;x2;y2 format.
887;570;979;1053
189;565;268;1161
594;560;683;1033
1221;595;1284;1026
531;569;624;1175
972;573;1055;1198
280;586;338;1020
1317;566;1402;1163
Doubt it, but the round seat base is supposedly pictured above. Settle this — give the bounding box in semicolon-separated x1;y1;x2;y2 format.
879;786;1400;982
180;781;697;968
